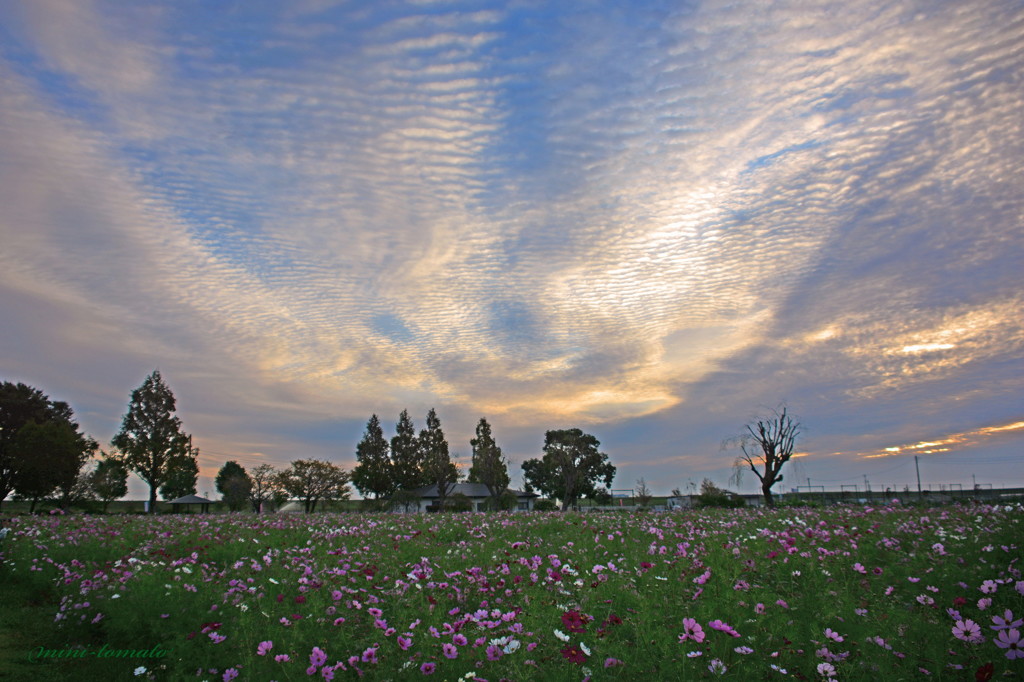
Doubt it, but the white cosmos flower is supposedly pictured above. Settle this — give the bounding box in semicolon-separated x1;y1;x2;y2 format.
554;629;570;642
580;642;591;656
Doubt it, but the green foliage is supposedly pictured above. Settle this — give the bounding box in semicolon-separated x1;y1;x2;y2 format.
390;410;423;491
532;498;557;511
387;489;421;513
247;463;281;513
696;478;745;508
277;459;351;513
468;417;510;505
443;492;473;512
419;408;457;505
215;461;252;511
159;449;199;501
522;428;616;510
111;371;192;512
90;456;129;512
352;414;395;499
10;420;91;512
0;381;94;511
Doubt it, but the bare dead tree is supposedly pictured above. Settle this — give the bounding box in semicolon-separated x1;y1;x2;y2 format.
730;406;801;508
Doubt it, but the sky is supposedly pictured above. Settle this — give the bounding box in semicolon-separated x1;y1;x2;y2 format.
1;0;1022;501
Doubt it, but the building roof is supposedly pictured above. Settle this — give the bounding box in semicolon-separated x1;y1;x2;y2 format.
411;483;537;499
168;494;214;504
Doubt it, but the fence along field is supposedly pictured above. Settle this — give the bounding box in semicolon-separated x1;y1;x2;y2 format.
0;503;1021;680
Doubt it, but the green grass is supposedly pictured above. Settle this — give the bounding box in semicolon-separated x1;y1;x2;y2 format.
2;504;1021;680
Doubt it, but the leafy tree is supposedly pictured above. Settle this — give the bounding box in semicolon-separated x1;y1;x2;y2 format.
468;417;510;508
160;445;199;501
90;456;129;512
696;478;744;509
278;459;350;513
11;420;91;512
419;408;457;509
522;428;616;511
248;463;281;513
59;467;98;510
0;381;93;511
216;461;252;511
351;415;395;499
730;406;802;508
390;410;423;491
112;371;192;513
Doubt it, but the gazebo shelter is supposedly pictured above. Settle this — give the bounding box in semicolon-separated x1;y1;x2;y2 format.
168;494;213;513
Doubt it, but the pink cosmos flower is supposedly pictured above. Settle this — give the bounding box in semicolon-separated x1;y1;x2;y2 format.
486;645;504;661
604;657;623;668
991;610;1023;631
452;634;468;646
442;643;458;659
980;580;998;594
310;647;328;668
994;629;1022;660
952;619;983;643
420;662;435;675
257;640;273;656
708;659;727;675
223;670;238;682
978;598;992;610
824;628;844;643
708;619;740;637
679;618;706;644
817;662;836;677
397;636;412;651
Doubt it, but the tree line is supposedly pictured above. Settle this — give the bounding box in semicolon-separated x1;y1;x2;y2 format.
2;370;800;513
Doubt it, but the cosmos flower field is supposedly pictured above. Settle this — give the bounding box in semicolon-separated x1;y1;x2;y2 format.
2;503;1022;680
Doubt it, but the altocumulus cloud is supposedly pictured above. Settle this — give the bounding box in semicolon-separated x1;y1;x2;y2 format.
0;0;1021;492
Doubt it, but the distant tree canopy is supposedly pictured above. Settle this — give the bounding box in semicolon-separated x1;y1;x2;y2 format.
352;414;395;499
160;444;199;501
522;428;616;511
216;460;252;511
390;410;424;491
278;459;350;513
90;455;129;512
247;463;282;513
468;417;510;507
0;381;96;511
420;408;458;508
112;371;193;512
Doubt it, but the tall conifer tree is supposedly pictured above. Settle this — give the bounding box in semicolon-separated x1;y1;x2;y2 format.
112;371;192;512
390;410;422;491
352;414;395;499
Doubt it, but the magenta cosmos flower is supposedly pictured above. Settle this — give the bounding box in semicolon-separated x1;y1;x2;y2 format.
561;610;590;633
994;629;1023;660
560;645;587;664
420;662;435;675
679;618;705;644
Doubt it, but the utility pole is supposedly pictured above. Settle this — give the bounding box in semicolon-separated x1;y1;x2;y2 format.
915;455;922;496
